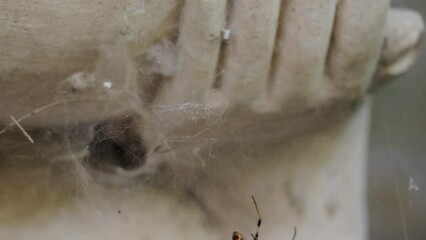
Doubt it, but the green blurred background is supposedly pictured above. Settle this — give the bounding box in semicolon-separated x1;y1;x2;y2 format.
369;1;426;239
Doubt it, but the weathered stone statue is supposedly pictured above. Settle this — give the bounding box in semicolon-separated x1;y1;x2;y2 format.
0;1;423;239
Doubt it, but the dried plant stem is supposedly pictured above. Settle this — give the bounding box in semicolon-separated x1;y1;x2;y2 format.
0;97;122;135
10;115;35;144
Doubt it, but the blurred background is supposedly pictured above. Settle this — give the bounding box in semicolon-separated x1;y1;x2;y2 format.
369;1;426;239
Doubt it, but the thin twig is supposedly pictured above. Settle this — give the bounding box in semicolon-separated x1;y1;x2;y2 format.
10;115;35;144
292;226;297;240
1;101;71;135
0;97;120;135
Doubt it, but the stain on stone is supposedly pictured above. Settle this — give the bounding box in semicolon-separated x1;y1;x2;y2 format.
324;200;338;218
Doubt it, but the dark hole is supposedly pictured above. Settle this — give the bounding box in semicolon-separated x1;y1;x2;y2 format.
87;118;147;171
